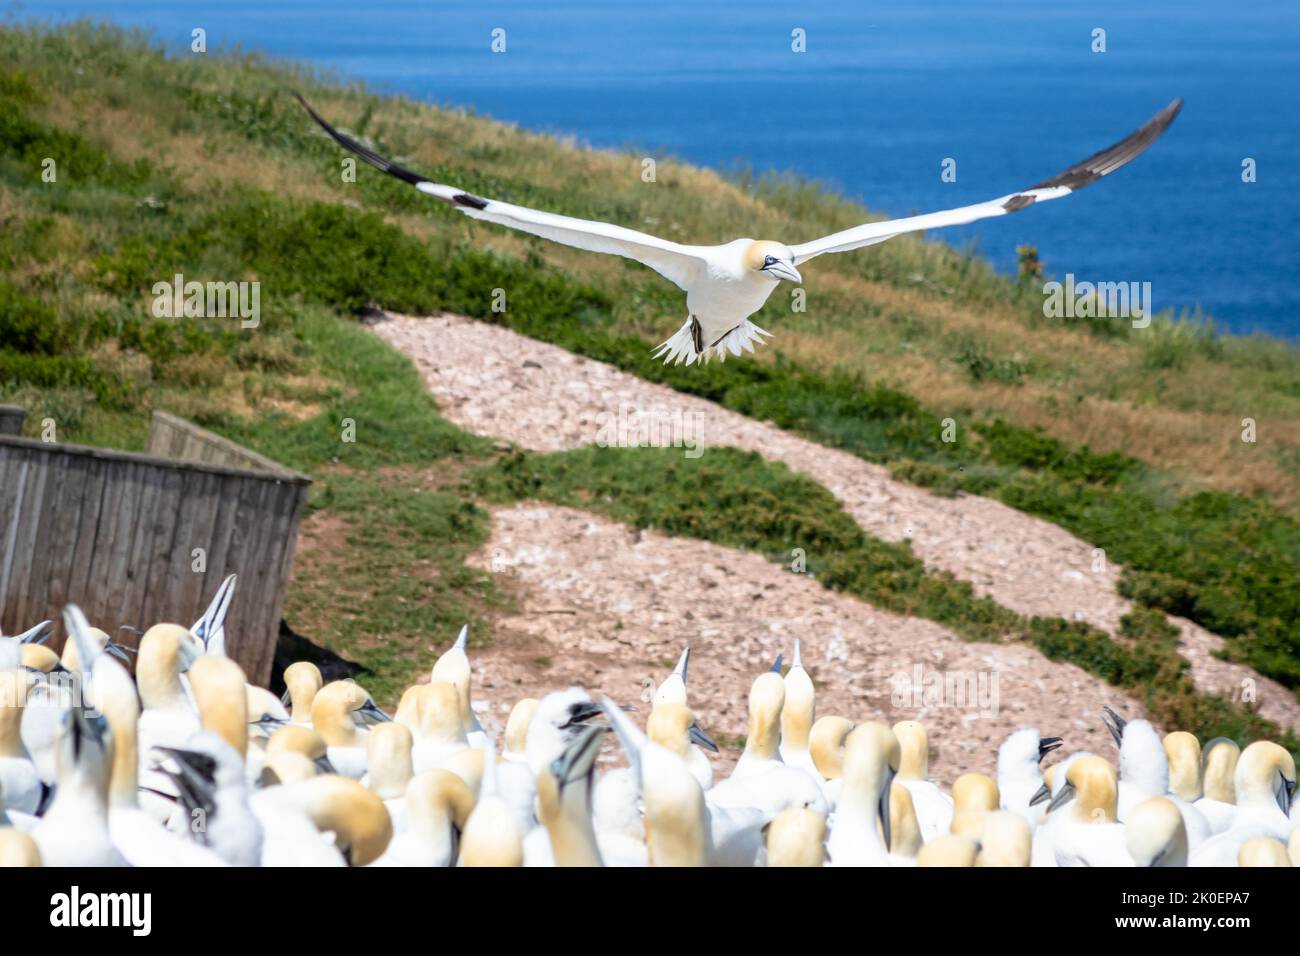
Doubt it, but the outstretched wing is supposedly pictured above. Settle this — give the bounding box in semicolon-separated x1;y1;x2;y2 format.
296;94;707;290
789;99;1183;265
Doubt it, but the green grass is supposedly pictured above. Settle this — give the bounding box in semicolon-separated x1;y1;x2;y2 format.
0;21;1296;738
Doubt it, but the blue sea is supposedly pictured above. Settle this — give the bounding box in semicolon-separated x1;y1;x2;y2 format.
12;0;1300;338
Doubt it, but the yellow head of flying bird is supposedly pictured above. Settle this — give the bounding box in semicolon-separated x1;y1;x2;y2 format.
744;240;802;284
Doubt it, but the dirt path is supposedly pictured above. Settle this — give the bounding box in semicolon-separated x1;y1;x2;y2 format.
371;311;1299;733
461;503;1138;784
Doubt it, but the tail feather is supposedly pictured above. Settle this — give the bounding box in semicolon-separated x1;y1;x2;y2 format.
653;318;771;366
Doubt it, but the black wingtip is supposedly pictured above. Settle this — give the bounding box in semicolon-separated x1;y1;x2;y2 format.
1003;98;1184;211
293;91;431;189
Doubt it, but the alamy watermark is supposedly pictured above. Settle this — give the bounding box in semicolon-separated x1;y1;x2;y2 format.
595;402;704;459
889;663;999;718
1042;274;1152;329
151;273;260;329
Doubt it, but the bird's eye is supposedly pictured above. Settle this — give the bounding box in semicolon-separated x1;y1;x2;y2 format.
763;255;777;267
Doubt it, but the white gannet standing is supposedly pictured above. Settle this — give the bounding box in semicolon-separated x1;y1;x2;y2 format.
1101;707;1210;848
162;733;263;866
708;659;825;817
459;739;523;867
654;646;691;707
602;697;713;867
31;702;127;867
369;769;474;867
809;715;854;808
779;640;818;780
282;661;323;727
892;720;953;841
297;95;1182;366
135;623;203;820
502;698;538;763
105;713;229;865
56;611;237;868
1045;756;1133;867
0;670;44;816
1125;796;1188;867
431;625;488;748
409;681;470;773
1028;751;1093;868
496;697;542;835
996;727;1062;829
1163;731;1202;803
1194;737;1240;835
648;647;717;788
362;722;414;829
21;619;120;784
826;722;899;867
949;773;1000;842
1190;741;1295;867
647;702;717;791
884;780;924;866
975;810;1033;867
311;680;391;779
526;723;608;867
766;807;827;867
524;688;606;777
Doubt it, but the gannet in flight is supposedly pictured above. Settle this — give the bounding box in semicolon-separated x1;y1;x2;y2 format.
297;94;1182;365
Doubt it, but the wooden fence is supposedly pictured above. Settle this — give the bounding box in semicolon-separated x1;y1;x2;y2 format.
0;412;310;685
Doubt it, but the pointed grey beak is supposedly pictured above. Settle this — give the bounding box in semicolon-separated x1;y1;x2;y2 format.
252;714;289;734
769;654;784;674
762;259;803;283
356;699;392;725
562;700;605;729
67;702;110;758
314;754;338;775
1047;779;1077;814
1028;782;1052;807
192;573;237;650
688;720;719;753
1279;776;1295;817
1101;706;1126;747
16;621;53;644
551;722;609;794
104;639;137;663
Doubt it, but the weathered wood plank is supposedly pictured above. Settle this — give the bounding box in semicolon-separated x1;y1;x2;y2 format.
0;422;310;681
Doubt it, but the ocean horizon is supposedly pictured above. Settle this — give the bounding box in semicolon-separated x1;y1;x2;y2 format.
12;0;1300;339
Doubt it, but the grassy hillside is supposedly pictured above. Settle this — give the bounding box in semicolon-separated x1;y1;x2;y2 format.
0;21;1296;742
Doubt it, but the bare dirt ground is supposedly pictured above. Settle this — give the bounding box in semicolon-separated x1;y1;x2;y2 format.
461;503;1140;783
371;311;1300;735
